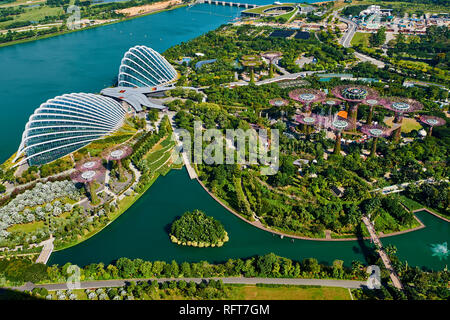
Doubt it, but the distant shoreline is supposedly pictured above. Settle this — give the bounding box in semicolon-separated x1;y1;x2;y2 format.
0;2;188;49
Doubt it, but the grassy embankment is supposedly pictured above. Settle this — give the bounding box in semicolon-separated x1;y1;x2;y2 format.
43;284;352;300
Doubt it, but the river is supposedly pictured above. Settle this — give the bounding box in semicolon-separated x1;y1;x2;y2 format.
0;3;448;269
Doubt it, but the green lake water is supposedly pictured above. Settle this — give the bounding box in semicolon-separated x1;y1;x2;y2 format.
0;3;447;270
50;168;449;270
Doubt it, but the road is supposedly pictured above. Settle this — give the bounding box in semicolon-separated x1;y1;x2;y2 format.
12;277;367;292
336;14;357;48
227;70;325;87
354;51;385;68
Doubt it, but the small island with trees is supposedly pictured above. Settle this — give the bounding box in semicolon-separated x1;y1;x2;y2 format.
169;210;229;247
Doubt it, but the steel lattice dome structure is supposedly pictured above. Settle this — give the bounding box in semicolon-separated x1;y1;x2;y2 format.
13;93;126;167
118;45;177;88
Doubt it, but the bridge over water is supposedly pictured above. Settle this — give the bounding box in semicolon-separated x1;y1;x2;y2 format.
195;0;258;9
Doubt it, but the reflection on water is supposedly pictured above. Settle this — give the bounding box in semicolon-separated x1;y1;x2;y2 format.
430;242;449;261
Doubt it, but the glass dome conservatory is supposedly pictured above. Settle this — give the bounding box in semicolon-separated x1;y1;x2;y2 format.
13;93;126;167
118;45;177;88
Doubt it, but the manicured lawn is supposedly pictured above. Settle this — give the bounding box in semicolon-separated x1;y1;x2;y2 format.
228;285;351;300
351;32;370;47
0;5;63;29
7;220;44;233
398;195;424;211
384;117;423;133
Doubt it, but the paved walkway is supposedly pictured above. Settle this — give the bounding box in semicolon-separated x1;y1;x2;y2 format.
12;277;366;292
167;111;197;179
362;216;403;290
35;235;54;265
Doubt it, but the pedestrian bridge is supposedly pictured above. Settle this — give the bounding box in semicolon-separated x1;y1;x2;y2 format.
197;0;258;9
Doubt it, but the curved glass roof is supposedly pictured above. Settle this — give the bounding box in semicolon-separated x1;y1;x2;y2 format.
13;93;126;166
118;45;177;88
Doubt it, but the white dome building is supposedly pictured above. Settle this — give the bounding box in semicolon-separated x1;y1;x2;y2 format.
13;93;126;167
118;45;177;88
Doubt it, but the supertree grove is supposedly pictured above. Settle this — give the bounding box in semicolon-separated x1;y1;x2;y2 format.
331;85;379;126
102;145;133;182
71;167;105;205
360;124;391;157
419;115;446;137
295;114;319;135
289;88;326;112
329;115;352;155
385;97;423;142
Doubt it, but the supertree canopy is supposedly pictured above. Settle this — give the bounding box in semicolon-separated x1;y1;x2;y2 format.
295;114;319;134
364;97;390;124
289;89;326;111
296;114;318;126
361;124;391;157
385;97;423;114
261;51;282;61
332;85;378;103
329;116;352;155
331;85;379;126
102;145;133;182
71;166;105;184
269;98;289;107
103;145;133;162
71;167;105;204
75;157;103;172
385;97;423;141
419;115;446;136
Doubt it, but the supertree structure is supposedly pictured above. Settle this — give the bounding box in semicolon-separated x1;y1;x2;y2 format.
385;97;423;142
102;145;133;182
360;124;391;157
75;157;103;172
364;98;390;125
71;166;105;204
329;115;352;155
331;85;379;125
269;98;289;108
261;51;282;78
295;114;319;135
321;99;343;116
289;88;326;112
241;55;262;83
419;115;446;137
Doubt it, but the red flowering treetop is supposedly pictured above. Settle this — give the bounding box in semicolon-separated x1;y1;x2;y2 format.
384;97;423;115
103;145;133;161
331;85;379;103
71;166;105;184
360;124;391;138
269;98;289;107
289;88;326;105
419;115;446;128
75;157;103;172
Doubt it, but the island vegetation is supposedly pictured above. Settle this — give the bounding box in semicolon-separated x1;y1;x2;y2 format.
170;210;229;247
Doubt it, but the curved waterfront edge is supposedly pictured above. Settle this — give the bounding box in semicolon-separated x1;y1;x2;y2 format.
195;177;447;242
53;172;161;252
